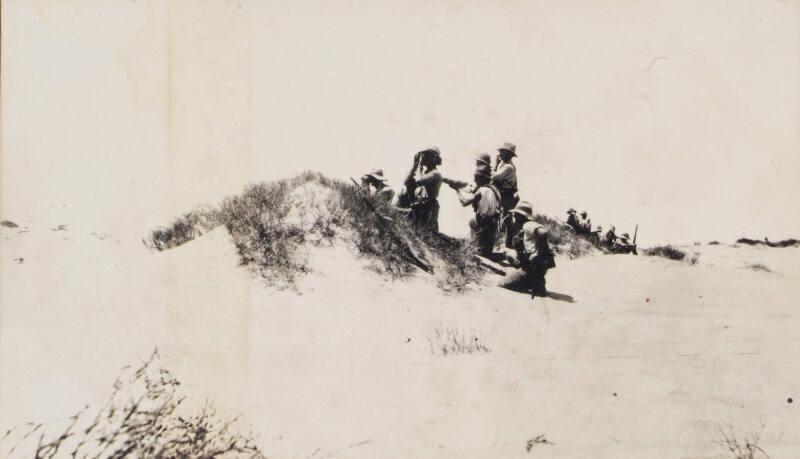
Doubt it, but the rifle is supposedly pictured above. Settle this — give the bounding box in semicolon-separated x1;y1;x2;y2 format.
633;224;639;245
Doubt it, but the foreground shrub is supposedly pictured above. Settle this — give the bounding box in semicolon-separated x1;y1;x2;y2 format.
1;351;264;459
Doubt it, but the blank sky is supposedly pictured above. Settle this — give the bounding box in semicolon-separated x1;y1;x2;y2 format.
2;0;799;244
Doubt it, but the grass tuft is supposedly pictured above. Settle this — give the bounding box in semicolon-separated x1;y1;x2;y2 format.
644;245;700;265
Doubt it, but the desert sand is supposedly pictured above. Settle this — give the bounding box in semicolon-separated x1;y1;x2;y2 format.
2;209;799;458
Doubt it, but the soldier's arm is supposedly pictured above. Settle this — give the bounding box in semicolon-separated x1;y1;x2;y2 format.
491;163;514;183
442;177;469;189
456;188;480;207
415;169;442;186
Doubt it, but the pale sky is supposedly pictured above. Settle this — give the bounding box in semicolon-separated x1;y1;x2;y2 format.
2;0;799;245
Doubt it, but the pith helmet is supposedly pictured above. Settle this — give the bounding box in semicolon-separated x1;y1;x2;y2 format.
622;233;631;239
510;201;534;220
362;168;388;182
418;146;442;165
567;208;576;214
475;153;492;167
498;142;517;156
474;165;492;179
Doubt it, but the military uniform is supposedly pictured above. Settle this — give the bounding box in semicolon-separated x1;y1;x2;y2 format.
361;169;395;204
566;209;581;232
410;148;443;232
612;233;637;255
499;202;556;297
458;166;501;257
492;142;520;214
603;227;617;247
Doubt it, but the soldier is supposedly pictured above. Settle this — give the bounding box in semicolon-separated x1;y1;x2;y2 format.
499;201;556;298
399;147;443;232
360;168;395;204
578;211;592;234
589;225;603;246
603;225;618;247
453;165;501;258
612;232;638;255
492;142;519;214
475;152;492;169
566;208;580;231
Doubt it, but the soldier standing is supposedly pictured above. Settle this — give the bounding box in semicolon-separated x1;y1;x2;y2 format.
499;201;556;298
454;165;501;258
400;147;443;232
492;142;519;213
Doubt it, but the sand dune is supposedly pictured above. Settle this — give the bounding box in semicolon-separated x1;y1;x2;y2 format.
2;219;799;458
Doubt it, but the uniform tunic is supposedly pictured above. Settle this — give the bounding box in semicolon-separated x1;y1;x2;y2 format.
411;168;442;231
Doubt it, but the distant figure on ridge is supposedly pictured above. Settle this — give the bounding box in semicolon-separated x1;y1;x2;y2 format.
578;211;592;234
499;201;556;298
360;168;395;204
612;232;638;255
566;208;581;232
603;225;618;248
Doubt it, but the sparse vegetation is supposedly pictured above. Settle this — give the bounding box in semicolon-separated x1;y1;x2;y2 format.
746;263;771;273
708;241;720;245
644;245;699;264
532;214;596;259
146;206;221;251
1;350;264;459
1;220;19;228
147;172;482;292
526;435;554;452
736;237;800;248
428;324;491;356
715;424;770;459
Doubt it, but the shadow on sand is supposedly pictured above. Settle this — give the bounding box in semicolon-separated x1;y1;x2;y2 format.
545;291;575;303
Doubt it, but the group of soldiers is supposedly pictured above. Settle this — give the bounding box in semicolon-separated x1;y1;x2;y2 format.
565;208;637;255
359;142;555;298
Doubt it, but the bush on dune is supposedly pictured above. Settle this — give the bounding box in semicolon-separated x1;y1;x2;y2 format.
146;206;221;251
146;172;481;292
531;214;596;259
644;245;699;265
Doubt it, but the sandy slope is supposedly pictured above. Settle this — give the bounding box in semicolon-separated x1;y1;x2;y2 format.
2;224;799;458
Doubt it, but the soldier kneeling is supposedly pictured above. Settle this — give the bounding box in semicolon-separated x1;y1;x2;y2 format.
499;201;556;298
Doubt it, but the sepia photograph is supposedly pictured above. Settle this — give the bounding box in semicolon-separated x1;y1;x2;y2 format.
1;1;799;457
